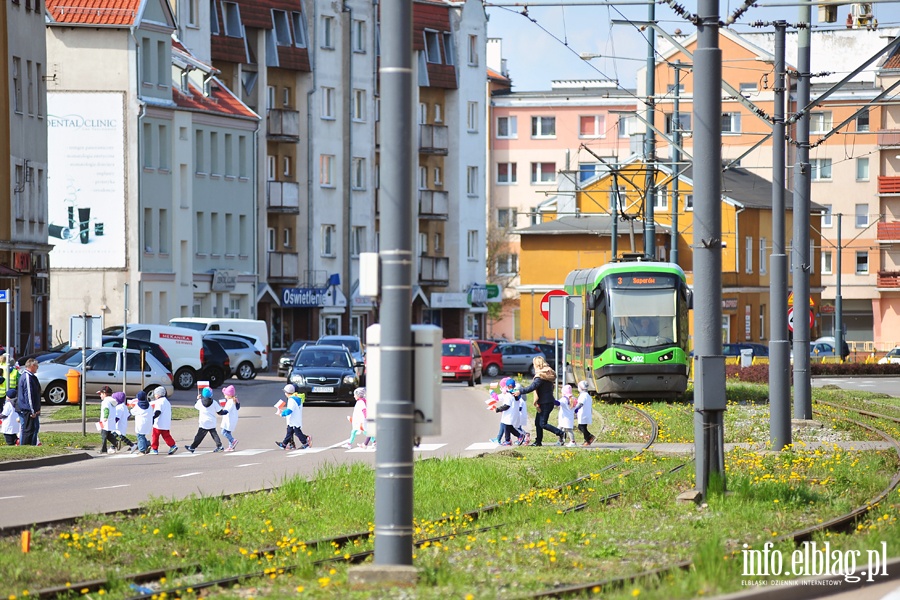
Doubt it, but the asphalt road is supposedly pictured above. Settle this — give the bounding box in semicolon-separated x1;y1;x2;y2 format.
0;374;506;529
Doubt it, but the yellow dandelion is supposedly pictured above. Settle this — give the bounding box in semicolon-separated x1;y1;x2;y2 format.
296;586;304;593
632;588;641;596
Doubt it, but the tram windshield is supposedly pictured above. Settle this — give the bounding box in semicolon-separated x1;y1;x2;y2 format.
609;287;678;345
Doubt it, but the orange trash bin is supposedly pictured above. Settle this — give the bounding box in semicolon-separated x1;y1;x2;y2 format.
66;369;81;404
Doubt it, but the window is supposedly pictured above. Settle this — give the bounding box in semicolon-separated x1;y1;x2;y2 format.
467;166;478;196
26;60;33;115
351;157;366;189
855;203;868;228
531;162;555;184
498;208;517;228
283;156;291;177
144;207;154;253
424;30;441;63
209;131;219;175
531;116;556;138
822;250;833;274
322;224;336;257
579;115;606;138
433;232;442;253
822;204;832;227
684;194;693;212
36;63;44;117
857;108;869;132
417;232;427;256
321;15;334;49
239;215;248;255
267;227;275;252
579;163;597;183
352;19;365;52
759;237;767;275
186;0;198;26
745;236;753;273
12;57;21;113
195;130;205;173
811;158;832;180
467;101;478;132
273;10;291;45
266;155;275;180
143;122;153;168
496;116;517;138
320;155;334;187
159;125;169;170
759;305;766;339
497;162;517;184
857;157;869;181
283;227;291;248
281;86;289;107
196;211;206;254
721;112;741;133
654;189;668;211
665;112;691;133
618;115;635;137
433;166;442;186
739;82;758;94
810;111;832;134
291;11;307;47
667;83;686;94
418;166;427;189
443;33;454;65
856;251;868;274
496;253;518;275
467;230;478;260
353;89;366;121
418;102;427;124
223;1;242;37
434;103;442;123
351;226;366;256
321;87;334;119
210;0;219;34
266;85;275;109
467;34;478;66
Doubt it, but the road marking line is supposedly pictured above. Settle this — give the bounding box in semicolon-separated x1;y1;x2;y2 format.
414;443;445;452
466;442;498;450
229;449;273;456
0;496;24;501
95;484;130;490
174;472;202;478
346;446;375;452
286;447;327;456
236;463;260;468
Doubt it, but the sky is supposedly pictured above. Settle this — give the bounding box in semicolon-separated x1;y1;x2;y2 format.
484;0;900;92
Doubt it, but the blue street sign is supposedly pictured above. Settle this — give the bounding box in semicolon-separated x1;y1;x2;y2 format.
0;290;7;302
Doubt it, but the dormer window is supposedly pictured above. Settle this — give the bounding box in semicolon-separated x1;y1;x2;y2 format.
273;10;291;46
180;69;190;94
223;2;242;38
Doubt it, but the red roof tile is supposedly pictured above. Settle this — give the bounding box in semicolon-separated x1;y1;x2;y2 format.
46;0;141;26
487;67;508;82
173;79;258;120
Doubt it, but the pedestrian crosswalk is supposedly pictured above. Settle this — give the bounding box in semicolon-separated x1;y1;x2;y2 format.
107;443;456;458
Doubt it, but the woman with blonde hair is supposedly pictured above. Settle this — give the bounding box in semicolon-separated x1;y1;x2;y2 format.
521;355;564;446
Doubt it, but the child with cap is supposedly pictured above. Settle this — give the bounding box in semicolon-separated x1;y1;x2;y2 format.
98;386;120;454
574;380;596;446
219;385;240;452
1;389;20;445
186;387;227;453
277;383;311;450
558;385;577;447
130;390;154;454
149;386;178;455
113;392;136;452
342;387;368;449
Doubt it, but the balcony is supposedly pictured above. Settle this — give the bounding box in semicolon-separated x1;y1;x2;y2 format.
267;251;299;281
879;176;900;195
267;181;301;213
418;256;449;285
267;109;301;141
878;221;900;244
877;130;900;148
418;190;449;219
877;270;900;288
418;124;449;154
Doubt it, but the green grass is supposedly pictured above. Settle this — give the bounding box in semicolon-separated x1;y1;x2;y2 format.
47;405;194;421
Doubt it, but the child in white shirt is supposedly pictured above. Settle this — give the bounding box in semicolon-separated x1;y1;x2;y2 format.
219;385;240;452
557;385;577;447
114;393;135;452
98;387;120;454
343;387;369;448
130;390;154;454
574;380;596;446
1;390;20;445
277;384;310;450
186;387;227;453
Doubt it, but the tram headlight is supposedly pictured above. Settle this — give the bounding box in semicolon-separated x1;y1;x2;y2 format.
657;351;674;362
615;351;632;362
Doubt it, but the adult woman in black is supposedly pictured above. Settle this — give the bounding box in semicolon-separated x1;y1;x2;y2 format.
521;356;564;446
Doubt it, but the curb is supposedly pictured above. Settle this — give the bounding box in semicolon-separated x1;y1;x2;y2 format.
0;452;93;472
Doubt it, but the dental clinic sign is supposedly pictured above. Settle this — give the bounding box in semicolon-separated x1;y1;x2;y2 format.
282;287;329;308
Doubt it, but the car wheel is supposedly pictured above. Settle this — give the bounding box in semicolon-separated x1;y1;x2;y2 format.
174;367;197;390
485;363;500;378
206;368;225;388
45;380;68;405
144;384;159;396
236;361;256;380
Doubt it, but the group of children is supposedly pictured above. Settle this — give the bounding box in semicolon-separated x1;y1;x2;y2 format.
490;378;596;447
274;384;373;451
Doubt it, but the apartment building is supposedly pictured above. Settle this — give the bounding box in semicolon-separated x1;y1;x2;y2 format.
45;0;259;336
0;0;50;355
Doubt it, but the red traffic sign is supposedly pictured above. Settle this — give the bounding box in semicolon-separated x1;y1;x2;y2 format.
540;289;567;321
787;307;815;332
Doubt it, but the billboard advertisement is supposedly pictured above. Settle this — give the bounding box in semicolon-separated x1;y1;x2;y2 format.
47;92;126;269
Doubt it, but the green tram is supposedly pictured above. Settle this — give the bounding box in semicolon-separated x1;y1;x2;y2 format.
564;261;692;400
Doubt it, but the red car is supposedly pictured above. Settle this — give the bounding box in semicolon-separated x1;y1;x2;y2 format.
474;340;503;378
441;338;483;386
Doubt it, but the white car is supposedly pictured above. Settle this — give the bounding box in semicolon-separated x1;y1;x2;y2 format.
203;333;263;380
35;347;173;405
879;347;900;365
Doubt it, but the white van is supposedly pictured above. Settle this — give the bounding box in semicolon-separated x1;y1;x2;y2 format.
169;318;269;370
122;324;204;390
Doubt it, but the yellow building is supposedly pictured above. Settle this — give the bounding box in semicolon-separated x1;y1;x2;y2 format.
517;158;823;346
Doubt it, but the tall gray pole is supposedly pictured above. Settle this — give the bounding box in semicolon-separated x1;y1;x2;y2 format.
769;22;791;450
643;0;656;259
375;0;415;567
123;283;128;393
793;12;813;419
611;174;619;260
835;214;844;360
692;0;726;497
670;61;682;266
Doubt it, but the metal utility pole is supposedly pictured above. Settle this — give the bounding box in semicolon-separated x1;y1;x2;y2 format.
643;0;656;259
692;0;726;498
835;214;844;360
374;0;415;569
769;22;791;450
793;11;813;420
670;61;682;266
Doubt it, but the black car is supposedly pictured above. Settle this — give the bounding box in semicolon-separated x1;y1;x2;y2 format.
287;344;360;404
200;338;231;388
278;339;314;377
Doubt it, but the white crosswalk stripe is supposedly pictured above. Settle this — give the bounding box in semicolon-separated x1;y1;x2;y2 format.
228;449;274;456
466;442;498;450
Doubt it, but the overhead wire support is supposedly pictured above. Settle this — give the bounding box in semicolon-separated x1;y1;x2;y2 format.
724;0;758;25
660;0;701;25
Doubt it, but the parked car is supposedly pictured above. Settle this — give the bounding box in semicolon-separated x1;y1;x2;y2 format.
879;347;900;365
107;324;204;390
203;333;262;380
316;335;366;380
37;347;173;405
722;343;769;357
809;341;836;359
521;340;564;372
441;338;483;386
497;342;544;376
814;336;850;360
199;338;231;388
287;344;360;404
474;340;503;378
278;340;314;377
20;337;173;372
171;318;269;370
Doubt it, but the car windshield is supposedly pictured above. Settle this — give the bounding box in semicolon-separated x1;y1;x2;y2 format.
56;348;98;366
442;343;471;357
320;338;360;353
288;341;310;354
295;349;351;368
